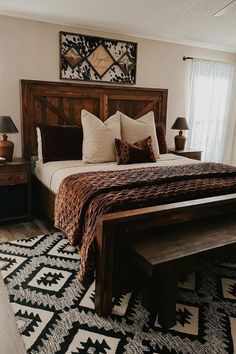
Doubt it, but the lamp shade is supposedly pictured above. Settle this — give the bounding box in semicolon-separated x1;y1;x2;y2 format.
0;116;18;134
171;117;189;131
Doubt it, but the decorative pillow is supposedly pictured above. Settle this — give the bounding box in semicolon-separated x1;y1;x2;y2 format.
156;123;168;154
115;136;156;165
118;111;160;159
81;110;121;163
38;124;83;163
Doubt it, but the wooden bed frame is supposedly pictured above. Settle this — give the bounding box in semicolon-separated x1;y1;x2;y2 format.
21;79;236;316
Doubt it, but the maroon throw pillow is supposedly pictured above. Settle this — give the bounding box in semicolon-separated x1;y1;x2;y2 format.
156;123;168;154
38;124;83;163
115;136;156;165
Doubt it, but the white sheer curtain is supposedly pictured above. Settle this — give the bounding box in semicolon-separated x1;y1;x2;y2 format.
187;59;236;163
223;86;236;166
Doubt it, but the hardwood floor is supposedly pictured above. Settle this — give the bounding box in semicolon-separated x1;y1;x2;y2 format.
0;216;54;354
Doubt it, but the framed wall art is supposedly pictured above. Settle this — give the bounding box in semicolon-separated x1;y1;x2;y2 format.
60;31;137;84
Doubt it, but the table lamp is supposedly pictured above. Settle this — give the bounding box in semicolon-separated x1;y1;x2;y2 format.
0;116;19;161
171;117;189;151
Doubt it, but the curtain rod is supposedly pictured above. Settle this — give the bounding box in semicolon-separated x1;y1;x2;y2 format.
183;56;193;61
183;56;235;65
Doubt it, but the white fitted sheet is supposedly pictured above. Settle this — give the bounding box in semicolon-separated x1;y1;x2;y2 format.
34;153;200;194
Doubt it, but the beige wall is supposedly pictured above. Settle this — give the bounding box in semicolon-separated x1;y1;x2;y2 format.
0;15;236;157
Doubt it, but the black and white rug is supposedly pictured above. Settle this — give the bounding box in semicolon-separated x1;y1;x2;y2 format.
0;232;236;354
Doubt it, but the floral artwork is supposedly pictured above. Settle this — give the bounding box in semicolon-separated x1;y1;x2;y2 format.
60;31;137;84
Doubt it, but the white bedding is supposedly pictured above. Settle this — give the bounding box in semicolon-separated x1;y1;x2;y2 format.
34;153;200;194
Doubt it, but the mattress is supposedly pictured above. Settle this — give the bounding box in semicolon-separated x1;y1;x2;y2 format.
34;153;199;194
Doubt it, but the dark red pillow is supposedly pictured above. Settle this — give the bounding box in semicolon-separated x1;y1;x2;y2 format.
38;124;83;163
156;123;168;154
115;136;156;165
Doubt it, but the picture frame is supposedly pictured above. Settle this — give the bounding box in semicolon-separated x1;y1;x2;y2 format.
60;31;137;84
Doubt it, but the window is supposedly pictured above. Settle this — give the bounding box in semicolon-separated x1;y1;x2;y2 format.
187;59;235;162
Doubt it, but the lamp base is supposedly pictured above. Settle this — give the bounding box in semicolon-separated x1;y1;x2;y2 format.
174;131;186;151
0;139;14;161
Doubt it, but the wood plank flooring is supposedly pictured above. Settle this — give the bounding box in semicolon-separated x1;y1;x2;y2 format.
0;217;54;354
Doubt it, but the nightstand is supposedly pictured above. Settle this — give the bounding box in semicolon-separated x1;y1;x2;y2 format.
0;158;31;223
168;148;202;161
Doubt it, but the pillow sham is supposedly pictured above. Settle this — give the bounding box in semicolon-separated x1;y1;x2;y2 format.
38;124;83;163
81;110;121;163
118;111;160;159
115;136;156;165
156;123;168;154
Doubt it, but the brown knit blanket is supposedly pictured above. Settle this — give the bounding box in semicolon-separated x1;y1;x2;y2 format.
54;162;236;284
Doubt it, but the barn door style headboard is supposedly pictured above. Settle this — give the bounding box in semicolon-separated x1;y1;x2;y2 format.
21;80;168;160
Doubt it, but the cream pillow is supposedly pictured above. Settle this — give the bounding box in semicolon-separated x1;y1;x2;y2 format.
82;110;121;163
119;111;160;159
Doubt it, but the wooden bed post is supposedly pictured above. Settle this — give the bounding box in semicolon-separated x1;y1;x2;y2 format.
95;220;115;316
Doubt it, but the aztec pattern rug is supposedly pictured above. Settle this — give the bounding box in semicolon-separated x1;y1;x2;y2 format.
0;232;236;354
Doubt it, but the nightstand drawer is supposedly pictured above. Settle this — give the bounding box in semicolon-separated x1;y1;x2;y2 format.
0;171;28;185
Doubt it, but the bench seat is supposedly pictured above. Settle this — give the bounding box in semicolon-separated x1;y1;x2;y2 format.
129;214;236;329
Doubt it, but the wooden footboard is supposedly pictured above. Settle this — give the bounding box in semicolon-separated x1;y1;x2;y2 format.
95;193;236;316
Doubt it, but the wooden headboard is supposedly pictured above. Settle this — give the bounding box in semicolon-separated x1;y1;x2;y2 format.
21;80;168;160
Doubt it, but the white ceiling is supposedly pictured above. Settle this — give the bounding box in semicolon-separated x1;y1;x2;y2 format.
1;0;236;52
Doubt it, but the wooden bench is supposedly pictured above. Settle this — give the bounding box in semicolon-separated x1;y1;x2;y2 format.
129;214;236;329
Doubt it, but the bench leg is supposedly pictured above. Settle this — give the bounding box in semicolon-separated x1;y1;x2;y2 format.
157;273;177;330
142;273;177;329
141;278;159;326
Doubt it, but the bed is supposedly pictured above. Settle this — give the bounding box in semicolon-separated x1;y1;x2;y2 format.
21;80;236;316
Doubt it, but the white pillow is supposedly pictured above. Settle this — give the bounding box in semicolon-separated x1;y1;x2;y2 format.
82;110;121;163
119;111;160;159
36;127;43;161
